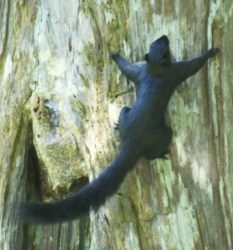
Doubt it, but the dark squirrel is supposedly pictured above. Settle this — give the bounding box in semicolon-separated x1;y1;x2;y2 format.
18;35;219;224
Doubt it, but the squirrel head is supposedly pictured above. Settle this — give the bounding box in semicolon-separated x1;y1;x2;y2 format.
144;35;171;66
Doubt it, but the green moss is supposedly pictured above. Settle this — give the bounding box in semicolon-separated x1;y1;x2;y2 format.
71;99;90;118
80;1;90;15
79;73;90;88
83;42;95;64
107;83;119;101
3;123;10;134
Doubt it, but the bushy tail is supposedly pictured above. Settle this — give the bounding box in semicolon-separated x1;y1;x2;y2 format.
17;142;140;224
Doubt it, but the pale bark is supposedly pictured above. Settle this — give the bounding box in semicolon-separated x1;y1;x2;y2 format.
0;0;232;249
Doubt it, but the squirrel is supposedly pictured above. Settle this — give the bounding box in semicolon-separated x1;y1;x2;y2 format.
17;35;219;224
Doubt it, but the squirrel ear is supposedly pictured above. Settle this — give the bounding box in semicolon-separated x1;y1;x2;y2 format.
144;53;149;62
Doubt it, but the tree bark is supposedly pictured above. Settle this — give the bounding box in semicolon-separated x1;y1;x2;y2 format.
0;0;232;249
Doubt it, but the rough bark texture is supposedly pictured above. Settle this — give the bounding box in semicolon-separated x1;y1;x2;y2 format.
0;0;232;249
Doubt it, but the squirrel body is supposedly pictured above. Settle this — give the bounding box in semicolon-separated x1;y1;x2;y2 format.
18;35;219;224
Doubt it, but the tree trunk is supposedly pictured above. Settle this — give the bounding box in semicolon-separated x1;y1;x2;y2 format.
0;0;232;249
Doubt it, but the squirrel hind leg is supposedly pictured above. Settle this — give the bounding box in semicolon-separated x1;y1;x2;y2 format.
143;147;170;160
143;126;172;160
